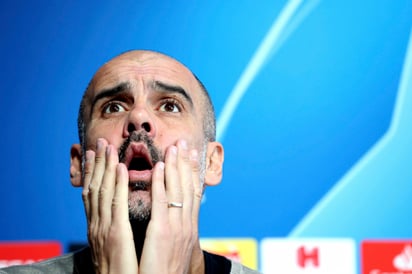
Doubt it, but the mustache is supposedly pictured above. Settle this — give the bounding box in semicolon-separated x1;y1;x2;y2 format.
118;131;162;165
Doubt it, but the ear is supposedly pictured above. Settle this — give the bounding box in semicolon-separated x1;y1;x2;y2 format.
204;141;224;186
70;144;83;187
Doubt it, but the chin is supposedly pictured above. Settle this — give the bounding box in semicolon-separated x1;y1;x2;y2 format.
128;190;152;221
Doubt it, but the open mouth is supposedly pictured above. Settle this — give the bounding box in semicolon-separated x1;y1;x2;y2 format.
123;143;153;171
128;156;153;171
122;143;154;189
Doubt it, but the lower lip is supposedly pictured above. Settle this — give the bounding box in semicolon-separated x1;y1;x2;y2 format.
128;170;152;182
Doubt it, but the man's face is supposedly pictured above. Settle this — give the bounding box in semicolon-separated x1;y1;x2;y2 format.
83;51;207;220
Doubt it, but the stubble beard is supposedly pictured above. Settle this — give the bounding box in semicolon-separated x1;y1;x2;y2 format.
128;188;152;222
117;131;207;222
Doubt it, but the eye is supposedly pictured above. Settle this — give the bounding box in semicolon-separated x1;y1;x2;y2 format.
103;102;126;114
159;99;181;113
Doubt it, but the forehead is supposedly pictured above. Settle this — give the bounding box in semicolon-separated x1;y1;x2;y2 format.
88;51;200;100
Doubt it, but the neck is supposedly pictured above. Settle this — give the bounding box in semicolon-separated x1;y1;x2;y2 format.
129;219;205;274
130;218;149;262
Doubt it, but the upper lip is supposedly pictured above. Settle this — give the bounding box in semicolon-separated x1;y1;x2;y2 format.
123;142;153;171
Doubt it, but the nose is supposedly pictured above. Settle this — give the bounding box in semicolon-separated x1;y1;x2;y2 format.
123;105;156;137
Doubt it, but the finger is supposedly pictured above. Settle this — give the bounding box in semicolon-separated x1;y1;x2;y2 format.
82;150;95;225
111;163;130;224
189;149;202;230
98;144;118;224
177;142;196;224
89;138;108;224
150;161;167;222
165;144;183;221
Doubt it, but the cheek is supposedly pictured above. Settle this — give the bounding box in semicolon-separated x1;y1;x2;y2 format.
86;122;125;150
156;127;204;151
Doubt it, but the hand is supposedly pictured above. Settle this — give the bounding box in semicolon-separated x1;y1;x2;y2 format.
82;138;204;274
82;138;137;274
139;139;204;274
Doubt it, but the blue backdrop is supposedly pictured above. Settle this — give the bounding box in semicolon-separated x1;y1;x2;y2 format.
1;0;411;256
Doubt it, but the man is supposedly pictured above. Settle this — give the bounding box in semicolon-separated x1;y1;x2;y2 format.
0;50;260;274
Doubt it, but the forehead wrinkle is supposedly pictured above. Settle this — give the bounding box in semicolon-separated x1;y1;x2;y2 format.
152;80;194;108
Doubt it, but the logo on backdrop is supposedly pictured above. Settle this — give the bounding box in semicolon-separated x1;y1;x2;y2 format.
393;245;412;271
200;238;258;270
0;241;62;267
297;245;319;268
362;241;412;274
260;238;356;274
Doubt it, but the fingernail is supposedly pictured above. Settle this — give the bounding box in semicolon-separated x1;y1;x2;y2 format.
97;138;103;151
170;146;177;155
86;150;93;162
158;161;165;170
106;145;111;156
180;140;188;150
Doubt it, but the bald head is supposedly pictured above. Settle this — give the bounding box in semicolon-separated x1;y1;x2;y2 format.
77;50;216;153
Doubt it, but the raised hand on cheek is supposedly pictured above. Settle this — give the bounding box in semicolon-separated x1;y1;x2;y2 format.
82;138;137;274
139;140;203;274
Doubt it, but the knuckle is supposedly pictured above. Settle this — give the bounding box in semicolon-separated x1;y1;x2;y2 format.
111;196;121;208
98;186;108;197
82;189;90;200
84;161;93;174
194;188;202;200
191;161;201;173
88;182;99;193
94;155;105;165
97;226;106;238
193;165;201;173
88;222;97;237
180;151;190;162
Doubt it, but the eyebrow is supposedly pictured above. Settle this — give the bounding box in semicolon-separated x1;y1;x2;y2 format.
90;82;131;117
89;80;194;117
153;80;193;108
